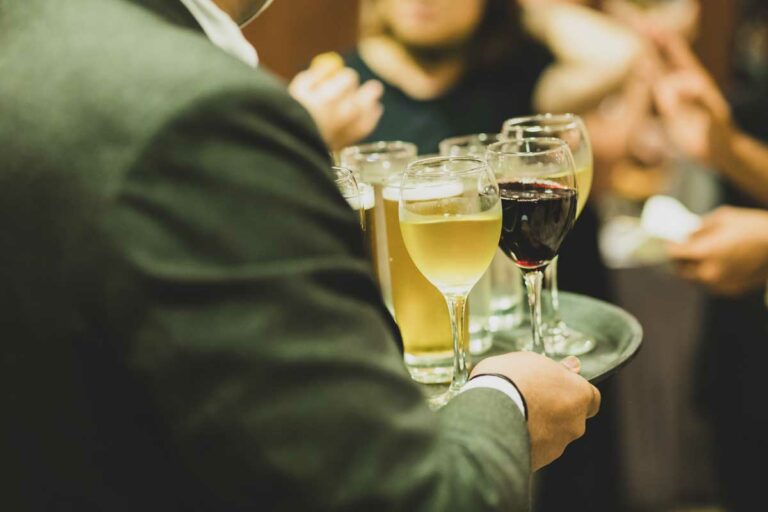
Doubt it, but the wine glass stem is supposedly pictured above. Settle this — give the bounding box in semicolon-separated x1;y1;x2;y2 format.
445;293;470;393
544;255;562;325
523;270;546;356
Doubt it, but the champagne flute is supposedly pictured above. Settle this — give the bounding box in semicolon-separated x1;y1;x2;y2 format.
501;114;596;356
399;156;501;408
486;138;578;356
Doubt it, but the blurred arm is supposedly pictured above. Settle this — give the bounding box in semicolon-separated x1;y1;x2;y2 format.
524;2;644;113
716;131;768;205
654;35;768;204
668;207;768;296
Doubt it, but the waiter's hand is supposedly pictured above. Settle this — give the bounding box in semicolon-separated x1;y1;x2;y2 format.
668;207;768;296
290;53;384;151
472;352;601;471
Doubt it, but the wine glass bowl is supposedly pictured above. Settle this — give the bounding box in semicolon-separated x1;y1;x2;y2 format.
497;180;578;270
502;114;592;218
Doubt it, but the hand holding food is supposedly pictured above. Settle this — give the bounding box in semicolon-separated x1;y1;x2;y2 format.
290;52;384;151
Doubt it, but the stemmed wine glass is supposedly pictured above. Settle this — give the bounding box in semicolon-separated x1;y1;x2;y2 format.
501;114;595;356
486;138;578;356
399;156;501;409
439;133;525;338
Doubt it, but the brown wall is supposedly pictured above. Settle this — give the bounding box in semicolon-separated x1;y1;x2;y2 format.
696;0;740;88
244;0;360;80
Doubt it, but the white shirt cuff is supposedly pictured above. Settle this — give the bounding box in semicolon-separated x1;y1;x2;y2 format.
460;375;526;418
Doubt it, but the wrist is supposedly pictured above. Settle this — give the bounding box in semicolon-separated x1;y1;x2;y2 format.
468;373;528;421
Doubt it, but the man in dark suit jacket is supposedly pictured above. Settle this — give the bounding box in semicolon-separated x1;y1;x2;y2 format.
0;1;600;510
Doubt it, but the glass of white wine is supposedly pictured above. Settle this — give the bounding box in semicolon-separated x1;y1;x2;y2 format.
399;156;502;409
439;133;525;345
501;114;596;356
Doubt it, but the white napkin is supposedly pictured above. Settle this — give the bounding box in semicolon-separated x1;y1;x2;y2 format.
599;196;703;268
640;195;702;243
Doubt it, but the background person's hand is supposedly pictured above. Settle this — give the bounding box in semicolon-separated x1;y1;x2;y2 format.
471;352;601;471
289;53;384;151
668;207;768;296
652;34;734;166
604;0;700;41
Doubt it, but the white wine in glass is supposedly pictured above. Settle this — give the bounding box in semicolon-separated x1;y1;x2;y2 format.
399;157;501;409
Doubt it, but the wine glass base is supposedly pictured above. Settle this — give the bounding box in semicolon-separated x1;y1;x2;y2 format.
426;386;461;410
470;329;493;355
488;309;525;333
544;322;596;357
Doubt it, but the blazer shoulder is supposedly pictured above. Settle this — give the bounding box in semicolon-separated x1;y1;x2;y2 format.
0;0;322;188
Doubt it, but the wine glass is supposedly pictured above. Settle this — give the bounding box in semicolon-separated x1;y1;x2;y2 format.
439;133;503;157
486;138;578;356
501;114;595;356
399;156;501;408
439;133;525;341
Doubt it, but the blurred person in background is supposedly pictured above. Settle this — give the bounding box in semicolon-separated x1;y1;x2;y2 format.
345;0;551;153
297;1;647;510
589;0;702;202
653;7;768;509
604;0;699;40
524;0;651;200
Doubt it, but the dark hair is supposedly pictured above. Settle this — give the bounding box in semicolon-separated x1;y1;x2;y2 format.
360;0;530;70
468;0;527;70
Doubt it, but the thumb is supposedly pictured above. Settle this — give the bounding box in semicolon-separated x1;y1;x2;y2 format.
561;356;581;374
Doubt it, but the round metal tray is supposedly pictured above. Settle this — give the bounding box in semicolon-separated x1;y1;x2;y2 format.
420;292;643;397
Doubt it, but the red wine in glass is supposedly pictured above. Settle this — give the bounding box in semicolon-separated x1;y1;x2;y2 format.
498;180;577;270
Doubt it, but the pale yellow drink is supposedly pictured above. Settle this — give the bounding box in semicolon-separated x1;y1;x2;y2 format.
573;165;593;217
400;211;502;293
383;188;457;359
340;142;417;311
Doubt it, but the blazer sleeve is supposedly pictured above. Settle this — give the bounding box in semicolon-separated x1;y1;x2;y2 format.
98;78;531;511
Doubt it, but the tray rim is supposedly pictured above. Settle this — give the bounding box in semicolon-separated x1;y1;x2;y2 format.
418;293;644;397
556;292;644;383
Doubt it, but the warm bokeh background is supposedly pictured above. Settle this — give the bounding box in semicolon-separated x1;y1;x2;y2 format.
244;0;359;80
246;0;737;87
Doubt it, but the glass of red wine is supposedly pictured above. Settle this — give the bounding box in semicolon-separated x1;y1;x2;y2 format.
486;138;578;356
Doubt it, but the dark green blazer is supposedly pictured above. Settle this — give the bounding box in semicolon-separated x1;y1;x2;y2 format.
0;0;530;510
